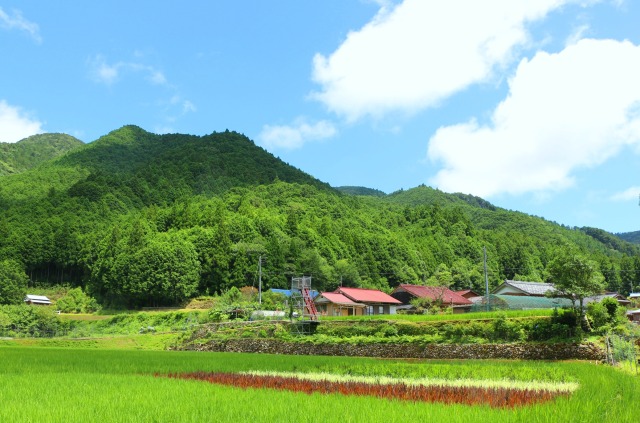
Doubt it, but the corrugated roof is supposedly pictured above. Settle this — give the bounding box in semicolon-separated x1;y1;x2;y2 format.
24;294;52;304
495;281;555;296
336;287;402;304
394;284;472;305
315;292;365;307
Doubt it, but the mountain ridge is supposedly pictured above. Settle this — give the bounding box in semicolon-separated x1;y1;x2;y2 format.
0;133;84;176
1;125;638;306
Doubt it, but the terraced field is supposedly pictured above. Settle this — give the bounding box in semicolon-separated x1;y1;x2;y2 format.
0;346;638;422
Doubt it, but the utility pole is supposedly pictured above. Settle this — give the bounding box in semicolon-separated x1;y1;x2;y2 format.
483;246;490;312
258;255;262;305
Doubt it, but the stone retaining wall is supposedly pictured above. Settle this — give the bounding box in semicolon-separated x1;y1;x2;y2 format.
180;339;605;361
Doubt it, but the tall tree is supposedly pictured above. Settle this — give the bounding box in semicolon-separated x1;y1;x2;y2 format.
0;260;28;305
547;249;605;323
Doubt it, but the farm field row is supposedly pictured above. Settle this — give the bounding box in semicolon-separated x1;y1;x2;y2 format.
0;346;637;422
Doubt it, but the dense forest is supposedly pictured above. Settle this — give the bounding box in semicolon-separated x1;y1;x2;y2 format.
1;125;639;307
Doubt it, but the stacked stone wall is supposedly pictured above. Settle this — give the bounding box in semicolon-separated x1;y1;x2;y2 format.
181;338;604;361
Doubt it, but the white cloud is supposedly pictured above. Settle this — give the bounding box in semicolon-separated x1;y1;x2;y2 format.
0;100;43;143
88;55;168;86
259;119;337;150
427;39;640;197
311;0;580;121
565;24;590;46
0;7;41;43
610;187;640;202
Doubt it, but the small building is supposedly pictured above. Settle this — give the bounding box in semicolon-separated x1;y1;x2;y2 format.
334;287;401;315
314;292;366;317
491;280;555;297
583;292;631;307
391;284;472;314
24;294;52;306
627;309;640;323
455;289;482;300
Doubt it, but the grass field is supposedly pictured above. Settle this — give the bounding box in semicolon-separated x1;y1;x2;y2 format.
0;345;638;422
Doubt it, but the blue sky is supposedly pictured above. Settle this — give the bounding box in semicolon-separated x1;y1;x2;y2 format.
2;1;640;233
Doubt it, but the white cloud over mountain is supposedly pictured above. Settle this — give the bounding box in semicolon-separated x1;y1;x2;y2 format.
0;100;43;143
259;119;337;150
427;39;640;197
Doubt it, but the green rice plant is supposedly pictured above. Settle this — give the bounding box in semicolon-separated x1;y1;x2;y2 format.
0;347;638;422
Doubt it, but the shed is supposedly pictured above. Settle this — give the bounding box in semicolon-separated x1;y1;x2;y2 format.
314;292;366;317
627;309;640;323
491;280;555;297
24;294;52;306
335;287;401;315
583;292;631;307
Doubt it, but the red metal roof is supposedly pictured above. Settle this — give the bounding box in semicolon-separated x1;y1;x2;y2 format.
315;292;365;306
335;287;402;304
393;284;472;305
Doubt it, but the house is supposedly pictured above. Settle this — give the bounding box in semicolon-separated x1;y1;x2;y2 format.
455;289;482;300
334;287;401;315
24;294;52;306
314;292;366;317
491;280;555;297
583;292;631;307
627;309;640;323
391;284;472;314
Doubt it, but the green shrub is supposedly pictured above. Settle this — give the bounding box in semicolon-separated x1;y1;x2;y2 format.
55;288;101;314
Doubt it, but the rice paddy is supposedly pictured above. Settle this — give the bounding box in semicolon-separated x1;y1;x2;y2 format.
0;345;638;422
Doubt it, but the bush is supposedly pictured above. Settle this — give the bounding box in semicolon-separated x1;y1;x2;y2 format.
55;288;101;314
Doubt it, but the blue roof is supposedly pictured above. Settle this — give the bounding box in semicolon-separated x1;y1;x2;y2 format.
270;289;319;298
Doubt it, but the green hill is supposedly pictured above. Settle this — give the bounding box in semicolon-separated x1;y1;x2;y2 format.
0;125;638;307
335;186;387;197
0;133;84;176
616;231;640;245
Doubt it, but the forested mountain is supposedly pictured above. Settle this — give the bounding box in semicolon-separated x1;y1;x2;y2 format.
336;186;387;197
0;133;83;176
616;231;640;245
1;125;639;307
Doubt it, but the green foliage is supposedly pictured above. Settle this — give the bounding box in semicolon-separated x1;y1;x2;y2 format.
0;305;68;337
0;260;28;305
0;126;638;310
547;249;606;321
55;288;100;314
0;133;83;176
1;348;639;422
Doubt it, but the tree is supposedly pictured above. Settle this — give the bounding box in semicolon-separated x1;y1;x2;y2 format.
0;260;28;305
547;250;605;324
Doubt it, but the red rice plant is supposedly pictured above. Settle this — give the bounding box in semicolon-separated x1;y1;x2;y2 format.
157;371;569;408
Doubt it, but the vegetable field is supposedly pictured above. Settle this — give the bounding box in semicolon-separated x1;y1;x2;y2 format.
0;346;638;422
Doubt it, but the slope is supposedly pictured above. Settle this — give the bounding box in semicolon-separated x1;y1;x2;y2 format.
0;126;638;306
0;133;84;176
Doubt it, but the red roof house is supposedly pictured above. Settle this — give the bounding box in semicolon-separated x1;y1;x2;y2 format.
391;284;472;313
315;292;366;317
334;287;401;315
455;289;482;300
